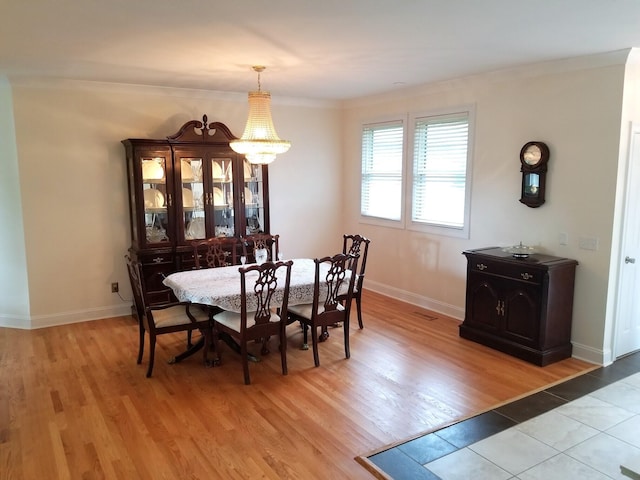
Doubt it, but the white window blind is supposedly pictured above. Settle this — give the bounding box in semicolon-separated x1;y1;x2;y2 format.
361;121;404;221
412;113;469;228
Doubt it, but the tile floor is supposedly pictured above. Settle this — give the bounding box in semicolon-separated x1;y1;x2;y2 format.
368;352;640;479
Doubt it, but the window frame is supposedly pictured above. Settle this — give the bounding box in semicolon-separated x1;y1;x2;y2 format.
359;105;474;238
406;106;474;239
359;117;407;230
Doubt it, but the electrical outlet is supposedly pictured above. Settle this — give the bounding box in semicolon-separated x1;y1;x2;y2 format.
111;282;119;293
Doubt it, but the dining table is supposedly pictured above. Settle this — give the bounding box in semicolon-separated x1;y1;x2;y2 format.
162;258;349;363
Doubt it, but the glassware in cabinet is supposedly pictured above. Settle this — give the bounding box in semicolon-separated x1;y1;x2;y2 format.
243;160;266;235
180;157;205;241
212;157;235;237
141;155;170;245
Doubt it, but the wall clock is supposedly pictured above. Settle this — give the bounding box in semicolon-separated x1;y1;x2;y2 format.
519;141;549;208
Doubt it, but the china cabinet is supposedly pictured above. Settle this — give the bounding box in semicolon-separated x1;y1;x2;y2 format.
460;247;577;366
123;115;270;304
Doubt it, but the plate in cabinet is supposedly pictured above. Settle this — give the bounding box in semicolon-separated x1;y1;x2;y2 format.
144;188;164;208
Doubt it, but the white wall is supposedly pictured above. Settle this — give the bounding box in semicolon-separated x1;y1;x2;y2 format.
3;79;341;328
341;52;630;364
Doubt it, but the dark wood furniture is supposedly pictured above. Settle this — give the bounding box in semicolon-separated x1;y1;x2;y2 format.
126;255;214;377
212;260;293;384
460;247;578;366
192;237;241;269
342;234;371;329
288;253;358;367
122;115;270;306
241;233;280;264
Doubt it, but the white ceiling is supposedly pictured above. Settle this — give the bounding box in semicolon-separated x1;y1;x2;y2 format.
2;0;640;101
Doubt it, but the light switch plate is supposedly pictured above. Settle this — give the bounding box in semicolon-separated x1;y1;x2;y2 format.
559;232;569;246
578;236;599;251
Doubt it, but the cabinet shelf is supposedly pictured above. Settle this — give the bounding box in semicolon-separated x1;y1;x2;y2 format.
145;207;167;214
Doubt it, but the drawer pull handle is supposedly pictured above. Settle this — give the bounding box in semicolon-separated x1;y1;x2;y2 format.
495;300;504;316
477;263;487;271
521;272;533;280
153;257;164;263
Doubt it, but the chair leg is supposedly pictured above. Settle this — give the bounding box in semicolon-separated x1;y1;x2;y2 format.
311;326;320;367
241;340;251;385
280;331;288;376
319;325;329;342
356;294;364;329
344;317;351;359
202;327;214;367
146;334;156;378
137;323;145;364
260;337;270;355
301;323;309;350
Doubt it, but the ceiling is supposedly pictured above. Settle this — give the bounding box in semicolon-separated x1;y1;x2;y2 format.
2;0;640;101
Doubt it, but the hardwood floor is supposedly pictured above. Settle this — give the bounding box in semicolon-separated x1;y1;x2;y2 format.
0;291;595;479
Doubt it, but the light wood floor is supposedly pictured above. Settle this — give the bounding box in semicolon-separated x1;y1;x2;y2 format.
0;291;595;479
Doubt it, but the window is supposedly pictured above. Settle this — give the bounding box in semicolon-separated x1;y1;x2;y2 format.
411;111;471;234
360;120;404;222
360;107;473;237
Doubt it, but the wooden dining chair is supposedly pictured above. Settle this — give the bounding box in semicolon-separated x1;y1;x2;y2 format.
241;233;280;263
342;234;371;329
287;253;359;367
192;236;241;269
186;236;241;346
212;260;293;385
126;255;214;378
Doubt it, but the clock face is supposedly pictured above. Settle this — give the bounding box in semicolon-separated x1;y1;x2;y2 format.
523;144;542;166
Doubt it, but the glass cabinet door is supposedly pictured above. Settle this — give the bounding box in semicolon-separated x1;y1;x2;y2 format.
141;156;170;245
181;157;205;241
244;160;266;235
212;157;235;237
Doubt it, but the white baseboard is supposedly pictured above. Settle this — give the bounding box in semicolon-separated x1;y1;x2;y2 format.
0;304;133;330
571;341;609;366
365;279;464;321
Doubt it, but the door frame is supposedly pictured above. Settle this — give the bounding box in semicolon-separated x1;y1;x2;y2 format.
612;121;640;359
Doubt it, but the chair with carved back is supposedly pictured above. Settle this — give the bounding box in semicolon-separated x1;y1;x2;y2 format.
192;236;241;269
342;234;371;329
241;233;280;264
186;236;241;346
287;253;358;367
212;260;293;385
126;254;214;378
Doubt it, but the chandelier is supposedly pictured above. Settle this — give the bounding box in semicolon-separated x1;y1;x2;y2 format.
230;66;291;165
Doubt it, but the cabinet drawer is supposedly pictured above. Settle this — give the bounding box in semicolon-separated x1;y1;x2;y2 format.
140;252;173;266
177;251;197;271
470;258;542;284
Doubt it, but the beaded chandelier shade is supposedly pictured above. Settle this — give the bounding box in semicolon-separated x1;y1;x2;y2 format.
230;66;291;165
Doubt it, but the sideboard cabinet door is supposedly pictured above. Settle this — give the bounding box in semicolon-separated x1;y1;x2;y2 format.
460;247;577;366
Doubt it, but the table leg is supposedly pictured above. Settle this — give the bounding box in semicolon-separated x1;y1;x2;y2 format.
169;336;204;364
218;332;259;363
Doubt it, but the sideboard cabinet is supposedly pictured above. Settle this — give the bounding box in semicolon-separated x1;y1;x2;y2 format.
123;116;270;304
460;247;578;366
